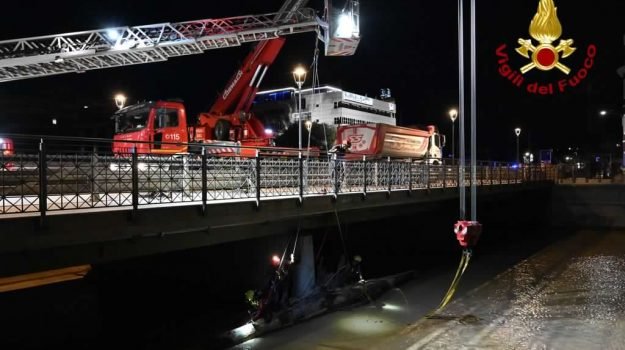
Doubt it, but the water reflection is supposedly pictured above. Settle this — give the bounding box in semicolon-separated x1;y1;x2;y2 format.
396;232;625;350
232;232;625;350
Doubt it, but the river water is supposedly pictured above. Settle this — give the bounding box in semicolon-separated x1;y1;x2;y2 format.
232;231;625;350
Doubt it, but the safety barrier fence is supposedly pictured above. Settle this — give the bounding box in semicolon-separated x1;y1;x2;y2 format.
0;135;555;218
555;163;622;184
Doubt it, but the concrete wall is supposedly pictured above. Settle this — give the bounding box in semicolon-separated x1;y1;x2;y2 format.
552;184;625;228
0;185;555;349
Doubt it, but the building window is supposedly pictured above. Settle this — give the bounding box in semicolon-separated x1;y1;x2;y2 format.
336;101;394;117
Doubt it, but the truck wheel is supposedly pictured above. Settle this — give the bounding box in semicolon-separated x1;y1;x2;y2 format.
214;120;231;141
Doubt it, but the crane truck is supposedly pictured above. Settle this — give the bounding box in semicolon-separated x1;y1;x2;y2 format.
0;0;361;157
112;38;289;158
334;123;445;163
111;0;362;157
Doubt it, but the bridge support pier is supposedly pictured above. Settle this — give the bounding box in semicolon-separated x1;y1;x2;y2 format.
293;235;315;300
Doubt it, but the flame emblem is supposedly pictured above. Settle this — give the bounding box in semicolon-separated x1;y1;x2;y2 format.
516;0;576;74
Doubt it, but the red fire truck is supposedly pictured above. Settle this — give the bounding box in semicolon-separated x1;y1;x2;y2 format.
111;1;361;158
112;39;287;158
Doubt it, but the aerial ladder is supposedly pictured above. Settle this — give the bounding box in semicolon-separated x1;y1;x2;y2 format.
0;6;321;82
0;1;360;156
0;1;360;83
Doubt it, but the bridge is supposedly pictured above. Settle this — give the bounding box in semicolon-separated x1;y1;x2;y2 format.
0;135;554;277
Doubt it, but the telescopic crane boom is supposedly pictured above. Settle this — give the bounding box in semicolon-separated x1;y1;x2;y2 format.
0;7;318;83
202;0;312;146
0;1;362;157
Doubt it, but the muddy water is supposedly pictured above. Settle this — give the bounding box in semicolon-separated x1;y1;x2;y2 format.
233;231;625;350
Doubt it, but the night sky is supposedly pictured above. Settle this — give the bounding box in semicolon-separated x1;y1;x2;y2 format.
1;0;624;161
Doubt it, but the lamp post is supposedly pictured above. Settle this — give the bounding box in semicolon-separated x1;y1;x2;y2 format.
449;108;458;164
515;128;522;164
293;66;307;149
305;120;313;157
114;93;127;110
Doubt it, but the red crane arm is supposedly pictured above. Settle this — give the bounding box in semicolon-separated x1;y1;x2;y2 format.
209;38;286;116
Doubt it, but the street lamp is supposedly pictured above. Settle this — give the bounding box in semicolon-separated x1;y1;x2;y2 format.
114;93;127;110
515;128;522;164
293;66;307;150
449;108;458;164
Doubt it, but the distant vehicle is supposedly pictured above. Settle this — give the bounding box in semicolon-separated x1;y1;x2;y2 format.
0;137;14;156
334;123;445;163
0;137;15;171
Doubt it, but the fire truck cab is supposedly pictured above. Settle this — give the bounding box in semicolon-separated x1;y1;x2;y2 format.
112;101;189;155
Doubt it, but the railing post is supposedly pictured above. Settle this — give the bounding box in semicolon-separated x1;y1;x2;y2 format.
299;151;304;203
132;147;139;212
481;163;486;186
333;153;340;197
457;161;461;189
408;158;413;193
201;147;207;215
90;151;96;206
506;163;511;185
499;163;502;185
426;157;430;191
38;138;47;227
555;165;559;183
387;157;392;194
363;155;367;198
255;150;261;207
442;160;446;189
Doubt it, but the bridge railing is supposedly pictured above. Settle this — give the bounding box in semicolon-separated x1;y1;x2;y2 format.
0;135;554;218
555;163;622;184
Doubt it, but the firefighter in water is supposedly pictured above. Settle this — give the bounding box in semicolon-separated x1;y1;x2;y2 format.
245;255;294;323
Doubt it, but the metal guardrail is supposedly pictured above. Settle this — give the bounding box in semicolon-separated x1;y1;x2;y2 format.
0;135;555;218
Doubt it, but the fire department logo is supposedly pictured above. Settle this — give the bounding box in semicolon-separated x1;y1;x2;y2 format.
495;0;596;95
348;135;367;150
516;0;575;75
348;135;363;144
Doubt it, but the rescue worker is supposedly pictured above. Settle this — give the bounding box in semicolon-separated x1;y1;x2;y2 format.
330;140;352;158
329;140;351;192
246;256;294;322
350;255;365;283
